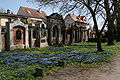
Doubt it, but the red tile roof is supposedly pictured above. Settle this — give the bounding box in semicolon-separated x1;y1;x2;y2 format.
0;12;26;19
69;14;88;24
0;12;18;16
18;6;47;19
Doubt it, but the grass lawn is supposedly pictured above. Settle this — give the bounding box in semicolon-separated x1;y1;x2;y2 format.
0;42;120;80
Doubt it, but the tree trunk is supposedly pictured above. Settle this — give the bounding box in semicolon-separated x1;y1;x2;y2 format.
116;2;120;41
104;0;115;45
83;2;104;52
107;20;115;45
91;13;103;52
96;32;103;51
92;15;103;52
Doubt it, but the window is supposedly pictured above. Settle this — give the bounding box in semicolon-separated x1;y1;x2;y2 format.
16;29;22;41
1;28;6;33
27;11;31;14
41;39;45;43
53;26;59;38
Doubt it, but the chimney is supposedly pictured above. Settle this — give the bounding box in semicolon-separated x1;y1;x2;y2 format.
7;9;10;14
39;10;42;13
11;12;13;14
38;8;42;13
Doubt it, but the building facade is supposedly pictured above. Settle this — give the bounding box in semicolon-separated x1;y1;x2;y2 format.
47;13;65;45
17;6;48;48
64;14;93;43
0;7;93;52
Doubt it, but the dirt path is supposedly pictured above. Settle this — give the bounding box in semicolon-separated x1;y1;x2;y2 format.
43;53;120;80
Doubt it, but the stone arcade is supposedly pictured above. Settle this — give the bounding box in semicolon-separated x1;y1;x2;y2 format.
0;6;94;51
47;13;65;45
6;19;29;50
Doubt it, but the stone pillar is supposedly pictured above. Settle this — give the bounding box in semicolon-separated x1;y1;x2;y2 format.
48;28;50;45
39;26;41;47
25;25;29;48
29;28;33;48
75;29;78;43
48;28;52;45
35;67;43;77
58;27;61;44
62;29;66;44
78;28;80;42
45;28;48;43
51;28;54;45
85;30;88;42
0;21;1;51
80;27;83;42
84;30;86;42
51;29;53;45
6;22;14;50
83;30;85;42
73;30;75;43
56;28;59;44
70;28;73;43
35;24;41;47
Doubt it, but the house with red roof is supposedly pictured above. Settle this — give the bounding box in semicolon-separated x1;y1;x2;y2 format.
17;6;48;48
0;7;48;51
64;14;92;43
0;7;93;52
0;10;28;51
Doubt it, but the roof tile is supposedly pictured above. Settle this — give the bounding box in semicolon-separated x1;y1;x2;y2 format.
18;6;47;19
69;14;88;24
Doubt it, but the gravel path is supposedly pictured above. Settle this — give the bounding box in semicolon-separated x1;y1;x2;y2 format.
43;53;120;80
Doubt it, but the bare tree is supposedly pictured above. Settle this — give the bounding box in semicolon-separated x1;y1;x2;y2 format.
116;0;120;41
102;0;120;44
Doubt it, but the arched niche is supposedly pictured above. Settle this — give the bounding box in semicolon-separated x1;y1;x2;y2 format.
16;29;22;40
6;19;29;50
13;26;25;45
52;25;59;44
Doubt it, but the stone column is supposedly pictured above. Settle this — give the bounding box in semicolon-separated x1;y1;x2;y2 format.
55;29;58;44
48;28;50;45
25;25;29;48
72;30;75;43
78;28;80;42
45;28;48;43
70;28;73;43
75;29;78;43
29;28;33;48
84;30;86;42
35;24;41;47
80;27;83;42
62;29;66;44
39;26;41;47
83;30;85;42
6;22;14;50
58;27;61;44
48;28;52;45
85;30;88;42
0;18;2;52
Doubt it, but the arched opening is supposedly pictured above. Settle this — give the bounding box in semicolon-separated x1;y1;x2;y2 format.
13;26;25;45
16;29;22;41
53;25;59;44
33;29;37;38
